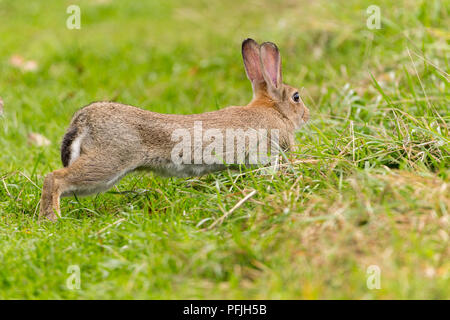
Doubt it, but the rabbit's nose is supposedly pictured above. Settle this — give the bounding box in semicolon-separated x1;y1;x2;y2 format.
302;106;310;122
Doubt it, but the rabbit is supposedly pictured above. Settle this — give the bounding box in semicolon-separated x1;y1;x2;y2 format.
39;38;309;221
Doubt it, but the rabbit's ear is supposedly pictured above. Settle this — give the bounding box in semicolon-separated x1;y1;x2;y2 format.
260;42;282;94
242;39;264;86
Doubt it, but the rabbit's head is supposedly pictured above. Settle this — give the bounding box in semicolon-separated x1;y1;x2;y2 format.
242;38;309;130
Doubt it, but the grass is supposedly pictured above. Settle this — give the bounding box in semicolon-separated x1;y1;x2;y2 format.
0;0;449;299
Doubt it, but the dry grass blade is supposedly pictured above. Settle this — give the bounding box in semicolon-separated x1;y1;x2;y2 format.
204;189;257;230
97;218;127;235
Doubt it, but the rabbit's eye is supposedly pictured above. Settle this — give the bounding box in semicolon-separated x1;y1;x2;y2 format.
292;92;300;103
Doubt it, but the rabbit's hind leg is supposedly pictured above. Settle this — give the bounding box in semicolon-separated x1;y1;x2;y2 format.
39;155;134;222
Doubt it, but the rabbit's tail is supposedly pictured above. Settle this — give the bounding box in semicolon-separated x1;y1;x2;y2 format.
60;126;86;167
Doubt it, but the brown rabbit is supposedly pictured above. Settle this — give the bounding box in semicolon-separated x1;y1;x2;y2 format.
39;39;309;221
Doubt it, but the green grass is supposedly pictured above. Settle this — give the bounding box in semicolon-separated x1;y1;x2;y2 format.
0;0;449;299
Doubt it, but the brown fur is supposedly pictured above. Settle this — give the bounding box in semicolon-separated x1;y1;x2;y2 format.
39;39;309;221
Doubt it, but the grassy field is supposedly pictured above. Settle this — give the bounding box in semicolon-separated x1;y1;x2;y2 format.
0;0;448;299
